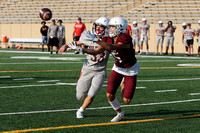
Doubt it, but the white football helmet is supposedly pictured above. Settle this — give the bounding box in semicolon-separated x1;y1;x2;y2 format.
158;20;163;24
108;17;128;38
92;17;110;37
133;21;137;25
182;22;187;26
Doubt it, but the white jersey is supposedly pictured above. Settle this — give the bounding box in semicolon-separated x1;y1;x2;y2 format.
131;26;139;38
156;25;165;36
166;26;176;37
184;28;195;40
139;24;150;36
83;44;110;71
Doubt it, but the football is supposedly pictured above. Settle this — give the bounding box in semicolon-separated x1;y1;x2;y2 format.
39;8;52;21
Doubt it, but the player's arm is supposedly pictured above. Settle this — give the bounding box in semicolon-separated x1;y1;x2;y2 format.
95;41;130;52
138;28;141;39
170;25;175;32
83;47;105;55
147;28;150;40
182;32;184;43
164;25;169;32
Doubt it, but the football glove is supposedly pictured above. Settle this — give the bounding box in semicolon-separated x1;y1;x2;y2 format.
67;42;83;54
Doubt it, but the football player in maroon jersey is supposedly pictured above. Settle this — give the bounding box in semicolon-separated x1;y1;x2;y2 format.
82;17;140;122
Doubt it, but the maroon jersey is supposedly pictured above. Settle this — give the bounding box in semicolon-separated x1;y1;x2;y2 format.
102;33;137;68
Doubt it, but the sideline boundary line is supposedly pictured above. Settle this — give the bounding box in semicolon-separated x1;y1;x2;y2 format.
1;114;200;133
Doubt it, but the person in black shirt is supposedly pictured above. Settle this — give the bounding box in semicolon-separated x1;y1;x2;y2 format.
40;21;49;51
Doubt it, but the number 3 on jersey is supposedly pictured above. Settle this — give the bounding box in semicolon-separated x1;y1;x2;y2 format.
91;51;106;62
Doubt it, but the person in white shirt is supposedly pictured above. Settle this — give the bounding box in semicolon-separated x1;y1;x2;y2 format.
182;22;188;55
184;23;195;56
155;20;165;55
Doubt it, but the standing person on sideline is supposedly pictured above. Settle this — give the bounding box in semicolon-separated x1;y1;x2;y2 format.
58;20;66;49
72;17;86;54
155;20;165;55
196;20;200;57
126;24;132;36
59;17;110;119
81;17;140;122
47;19;59;54
131;21;140;53
139;18;150;55
184;23;195;56
40;21;49;52
164;21;176;55
182;22;188;55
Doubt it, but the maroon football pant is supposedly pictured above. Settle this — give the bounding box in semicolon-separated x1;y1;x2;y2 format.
107;70;137;99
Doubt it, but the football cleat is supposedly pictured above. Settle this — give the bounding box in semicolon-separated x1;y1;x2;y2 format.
111;111;125;122
76;110;84;118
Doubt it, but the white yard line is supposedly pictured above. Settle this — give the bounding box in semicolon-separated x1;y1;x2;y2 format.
37;80;60;83
155;89;177;93
177;64;200;67
189;93;200;96
13;78;35;81
138;78;200;82
0;99;199;116
0;76;11;78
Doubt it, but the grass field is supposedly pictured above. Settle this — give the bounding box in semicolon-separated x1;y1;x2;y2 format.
0;49;200;133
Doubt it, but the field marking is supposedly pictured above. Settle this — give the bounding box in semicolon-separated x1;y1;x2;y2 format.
37;80;60;83
138;78;200;82
0;62;83;65
137;55;200;59
13;78;35;81
0;76;11;78
189;93;200;96
1;66;200;73
155;89;177;93
1;114;200;133
0;83;75;89
11;56;84;61
178;64;200;67
0;99;199;116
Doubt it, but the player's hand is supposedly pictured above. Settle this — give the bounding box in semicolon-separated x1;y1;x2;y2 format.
67;42;83;53
81;30;99;42
58;44;68;54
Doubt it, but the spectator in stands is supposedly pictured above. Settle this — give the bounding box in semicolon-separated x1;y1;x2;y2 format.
58;19;66;49
139;18;150;55
73;17;86;54
183;23;195;56
40;21;49;52
182;22;188;55
196;21;200;57
47;19;59;54
164;21;176;55
155;20;165;55
126;24;132;36
131;21;140;53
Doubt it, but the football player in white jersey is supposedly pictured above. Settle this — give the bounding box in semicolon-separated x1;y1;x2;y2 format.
59;17;110;119
155;20;165;55
164;21;176;55
196;20;200;57
131;21;140;53
139;18;150;55
182;22;188;55
184;23;195;56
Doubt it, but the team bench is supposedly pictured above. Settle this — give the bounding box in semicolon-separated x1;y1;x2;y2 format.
9;38;42;48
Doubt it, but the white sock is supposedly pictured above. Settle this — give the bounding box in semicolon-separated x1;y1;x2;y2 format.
109;98;121;111
140;49;143;53
78;107;84;112
146;49;149;53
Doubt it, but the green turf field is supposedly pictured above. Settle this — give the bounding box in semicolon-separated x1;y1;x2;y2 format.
0;49;200;133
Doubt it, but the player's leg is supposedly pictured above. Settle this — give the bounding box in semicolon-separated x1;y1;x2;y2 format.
139;36;144;54
132;38;136;50
136;37;140;53
165;37;169;55
160;37;164;54
122;75;137;104
197;46;200;57
145;36;149;55
155;37;160;54
42;36;45;51
171;37;174;55
76;70;93;118
107;70;124;122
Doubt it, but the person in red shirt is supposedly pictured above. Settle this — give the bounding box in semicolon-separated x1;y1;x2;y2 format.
73;17;86;54
126;24;132;36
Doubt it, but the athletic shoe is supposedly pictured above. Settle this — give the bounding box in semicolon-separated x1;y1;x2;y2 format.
164;52;168;55
154;52;158;55
76;110;84;118
146;52;149;55
50;51;53;54
111;111;125;122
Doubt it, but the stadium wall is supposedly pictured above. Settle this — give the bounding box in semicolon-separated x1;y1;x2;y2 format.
0;23;199;54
